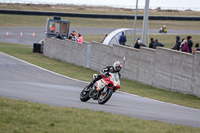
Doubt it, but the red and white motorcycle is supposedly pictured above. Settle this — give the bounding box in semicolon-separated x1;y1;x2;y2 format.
80;73;120;104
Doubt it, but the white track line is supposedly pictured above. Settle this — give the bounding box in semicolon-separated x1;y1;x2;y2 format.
0;52;88;84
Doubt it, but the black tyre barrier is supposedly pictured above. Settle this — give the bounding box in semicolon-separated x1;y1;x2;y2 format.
33;43;41;53
0;9;200;21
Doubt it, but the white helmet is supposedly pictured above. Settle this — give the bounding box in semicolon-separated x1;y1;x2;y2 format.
113;61;122;72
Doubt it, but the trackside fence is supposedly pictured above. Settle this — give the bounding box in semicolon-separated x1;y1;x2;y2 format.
44;38;200;97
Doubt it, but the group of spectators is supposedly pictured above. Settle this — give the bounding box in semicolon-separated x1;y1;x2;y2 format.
55;30;200;54
172;35;200;54
136;35;199;54
115;32;164;49
133;37;164;49
115;32;199;54
68;31;83;44
55;31;83;44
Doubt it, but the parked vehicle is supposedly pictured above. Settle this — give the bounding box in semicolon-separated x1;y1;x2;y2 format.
80;72;120;104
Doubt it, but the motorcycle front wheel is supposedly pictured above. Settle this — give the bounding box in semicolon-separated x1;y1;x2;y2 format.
80;86;90;102
98;87;113;104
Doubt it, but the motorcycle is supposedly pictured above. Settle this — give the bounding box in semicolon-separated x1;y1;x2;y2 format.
80;72;120;104
159;28;167;33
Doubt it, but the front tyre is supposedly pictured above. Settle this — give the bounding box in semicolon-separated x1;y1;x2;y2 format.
98;88;113;104
80;86;90;102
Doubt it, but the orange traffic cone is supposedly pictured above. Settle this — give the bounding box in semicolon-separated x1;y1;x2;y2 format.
20;32;23;37
6;32;9;37
32;32;35;37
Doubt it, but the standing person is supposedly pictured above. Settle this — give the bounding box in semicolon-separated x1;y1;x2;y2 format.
68;33;73;40
179;38;185;51
149;38;155;48
181;40;190;53
134;40;147;49
133;37;140;48
153;39;164;49
72;31;77;37
172;36;181;50
118;32;127;45
55;32;63;40
187;36;193;53
72;34;78;41
193;43;200;53
78;33;83;44
50;23;56;32
101;34;108;43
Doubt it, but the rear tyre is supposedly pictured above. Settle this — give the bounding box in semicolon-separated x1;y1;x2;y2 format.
98;88;113;104
80;86;90;102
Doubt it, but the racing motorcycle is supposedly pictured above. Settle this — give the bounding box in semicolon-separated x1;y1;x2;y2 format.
80;72;120;104
159;28;167;33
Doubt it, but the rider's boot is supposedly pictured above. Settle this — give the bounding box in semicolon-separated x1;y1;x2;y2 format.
87;78;97;88
87;74;103;88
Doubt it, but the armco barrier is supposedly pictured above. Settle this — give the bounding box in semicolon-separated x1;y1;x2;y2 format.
44;38;200;97
1;9;200;21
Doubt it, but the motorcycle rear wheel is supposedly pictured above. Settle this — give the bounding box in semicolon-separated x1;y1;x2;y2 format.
98;88;113;104
80;86;90;102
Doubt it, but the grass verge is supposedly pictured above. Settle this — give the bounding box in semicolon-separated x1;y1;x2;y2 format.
1;14;200;30
0;42;200;110
1;97;200;133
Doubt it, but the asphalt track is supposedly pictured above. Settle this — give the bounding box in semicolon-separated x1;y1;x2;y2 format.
0;52;200;128
1;27;200;128
0;27;200;45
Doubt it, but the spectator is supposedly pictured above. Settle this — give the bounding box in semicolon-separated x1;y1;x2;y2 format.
118;32;127;45
187;36;193;53
72;34;78;41
68;33;73;40
153;39;164;49
55;32;63;40
78;33;83;44
179;38;185;51
181;40;190;53
134;40;147;49
73;31;77;37
172;36;181;51
102;34;108;43
50;23;56;32
149;38;155;48
193;43;200;53
133;37;140;48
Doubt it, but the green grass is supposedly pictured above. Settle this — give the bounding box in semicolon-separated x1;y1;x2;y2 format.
1;97;200;133
0;42;200;110
1;14;200;30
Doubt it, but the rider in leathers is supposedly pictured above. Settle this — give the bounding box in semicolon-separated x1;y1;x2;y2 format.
87;61;122;89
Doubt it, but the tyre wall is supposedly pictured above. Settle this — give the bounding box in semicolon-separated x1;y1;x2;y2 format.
44;38;200;97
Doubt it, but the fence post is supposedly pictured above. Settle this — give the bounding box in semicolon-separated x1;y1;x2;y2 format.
86;44;91;68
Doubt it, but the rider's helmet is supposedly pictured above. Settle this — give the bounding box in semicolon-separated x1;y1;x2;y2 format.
113;61;122;72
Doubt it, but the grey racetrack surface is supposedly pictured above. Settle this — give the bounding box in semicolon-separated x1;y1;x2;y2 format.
0;27;200;45
0;52;200;128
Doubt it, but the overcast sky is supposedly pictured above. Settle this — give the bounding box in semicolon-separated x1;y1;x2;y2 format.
3;0;200;10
